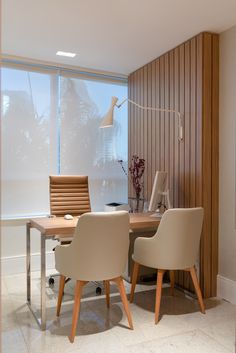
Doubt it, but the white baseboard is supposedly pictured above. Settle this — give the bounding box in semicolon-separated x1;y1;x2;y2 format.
1;251;55;275
217;274;236;305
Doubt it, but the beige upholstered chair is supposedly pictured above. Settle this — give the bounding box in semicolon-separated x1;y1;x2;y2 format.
130;207;205;324
55;211;133;343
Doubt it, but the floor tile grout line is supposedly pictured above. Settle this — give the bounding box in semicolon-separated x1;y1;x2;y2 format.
198;327;235;353
2;293;30;353
125;327;234;352
2;273;236;353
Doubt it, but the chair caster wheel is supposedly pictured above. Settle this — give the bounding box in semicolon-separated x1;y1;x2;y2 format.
49;277;55;286
96;286;102;295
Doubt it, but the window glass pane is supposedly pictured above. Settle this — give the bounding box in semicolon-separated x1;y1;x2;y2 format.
60;77;128;210
1;67;58;217
1;66;127;217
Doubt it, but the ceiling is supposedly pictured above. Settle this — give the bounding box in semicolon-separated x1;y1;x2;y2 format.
2;0;236;76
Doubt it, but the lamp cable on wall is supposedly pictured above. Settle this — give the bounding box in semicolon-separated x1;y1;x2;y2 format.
100;96;183;141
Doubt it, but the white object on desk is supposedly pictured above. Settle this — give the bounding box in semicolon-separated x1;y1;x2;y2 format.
64;214;74;220
150;212;163;218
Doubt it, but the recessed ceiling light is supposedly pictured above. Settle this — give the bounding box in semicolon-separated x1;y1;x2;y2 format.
56;51;76;58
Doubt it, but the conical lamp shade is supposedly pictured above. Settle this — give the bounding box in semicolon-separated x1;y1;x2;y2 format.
100;96;118;128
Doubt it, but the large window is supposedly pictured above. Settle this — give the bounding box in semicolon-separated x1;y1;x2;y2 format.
1;66;128;218
60;76;127;210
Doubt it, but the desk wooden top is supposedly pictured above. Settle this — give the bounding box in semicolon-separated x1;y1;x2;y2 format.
29;213;160;237
129;212;160;231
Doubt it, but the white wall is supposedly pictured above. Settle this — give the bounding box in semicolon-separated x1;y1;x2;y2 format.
1;219;56;275
218;25;236;304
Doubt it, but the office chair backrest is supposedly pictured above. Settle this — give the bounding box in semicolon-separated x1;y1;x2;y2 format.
49;175;91;216
55;211;130;281
152;207;204;270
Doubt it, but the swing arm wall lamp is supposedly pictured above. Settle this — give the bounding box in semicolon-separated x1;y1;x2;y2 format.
100;96;183;141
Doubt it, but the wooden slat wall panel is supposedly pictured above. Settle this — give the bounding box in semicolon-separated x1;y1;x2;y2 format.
156;60;161;170
169;51;174;207
144;66;148;199
201;33;212;297
151;61;156;183
174;47;180;210
128;32;219;297
178;44;185;288
147;63;152;198
159;56;164;171
211;35;219;296
190;38;196;208
164;53;170;179
183;41;190;289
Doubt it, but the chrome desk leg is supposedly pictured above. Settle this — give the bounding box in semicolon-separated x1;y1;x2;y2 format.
26;222;31;303
26;225;48;330
41;234;46;330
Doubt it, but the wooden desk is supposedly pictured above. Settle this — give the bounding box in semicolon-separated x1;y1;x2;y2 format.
26;213;160;330
29;212;160;235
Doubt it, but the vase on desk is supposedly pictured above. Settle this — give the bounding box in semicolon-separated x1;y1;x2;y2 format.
128;197;145;213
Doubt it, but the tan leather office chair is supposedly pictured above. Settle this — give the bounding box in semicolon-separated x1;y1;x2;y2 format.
130;207;205;324
49;175;91;285
55;211;133;343
50;175;91;217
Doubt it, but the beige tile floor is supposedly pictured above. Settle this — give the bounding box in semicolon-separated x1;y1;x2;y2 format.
1;270;236;353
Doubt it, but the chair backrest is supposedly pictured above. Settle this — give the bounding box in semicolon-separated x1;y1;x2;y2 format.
55;211;130;281
152;207;204;269
49;175;91;217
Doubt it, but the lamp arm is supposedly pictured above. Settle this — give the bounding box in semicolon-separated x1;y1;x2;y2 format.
116;98;183;141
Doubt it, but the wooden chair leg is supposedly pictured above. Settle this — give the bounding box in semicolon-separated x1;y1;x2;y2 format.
69;280;86;343
57;275;66;317
189;267;205;314
113;276;133;330
130;261;140;303
104;280;110;308
155;269;165;324
169;270;175;296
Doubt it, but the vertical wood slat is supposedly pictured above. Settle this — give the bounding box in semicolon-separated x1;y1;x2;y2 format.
169;51;174;206
147;63;152;199
138;69;141;156
184;40;191;289
156;60;161;171
128;72;133;197
196;34;204;292
151;61;156;185
184;41;190;209
202;33;213;298
211;35;219;296
140;68;144;163
178;44;185;288
190;38;196;208
179;44;185;210
164;53;170;179
189;37;197;293
160;56;165;171
143;66;148;200
128;32;219;297
174;47;180;209
173;47;180;286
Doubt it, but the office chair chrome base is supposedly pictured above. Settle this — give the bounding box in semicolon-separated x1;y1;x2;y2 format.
48;274;102;295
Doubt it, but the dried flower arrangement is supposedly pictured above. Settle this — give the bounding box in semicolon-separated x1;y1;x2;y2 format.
118;155;145;212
